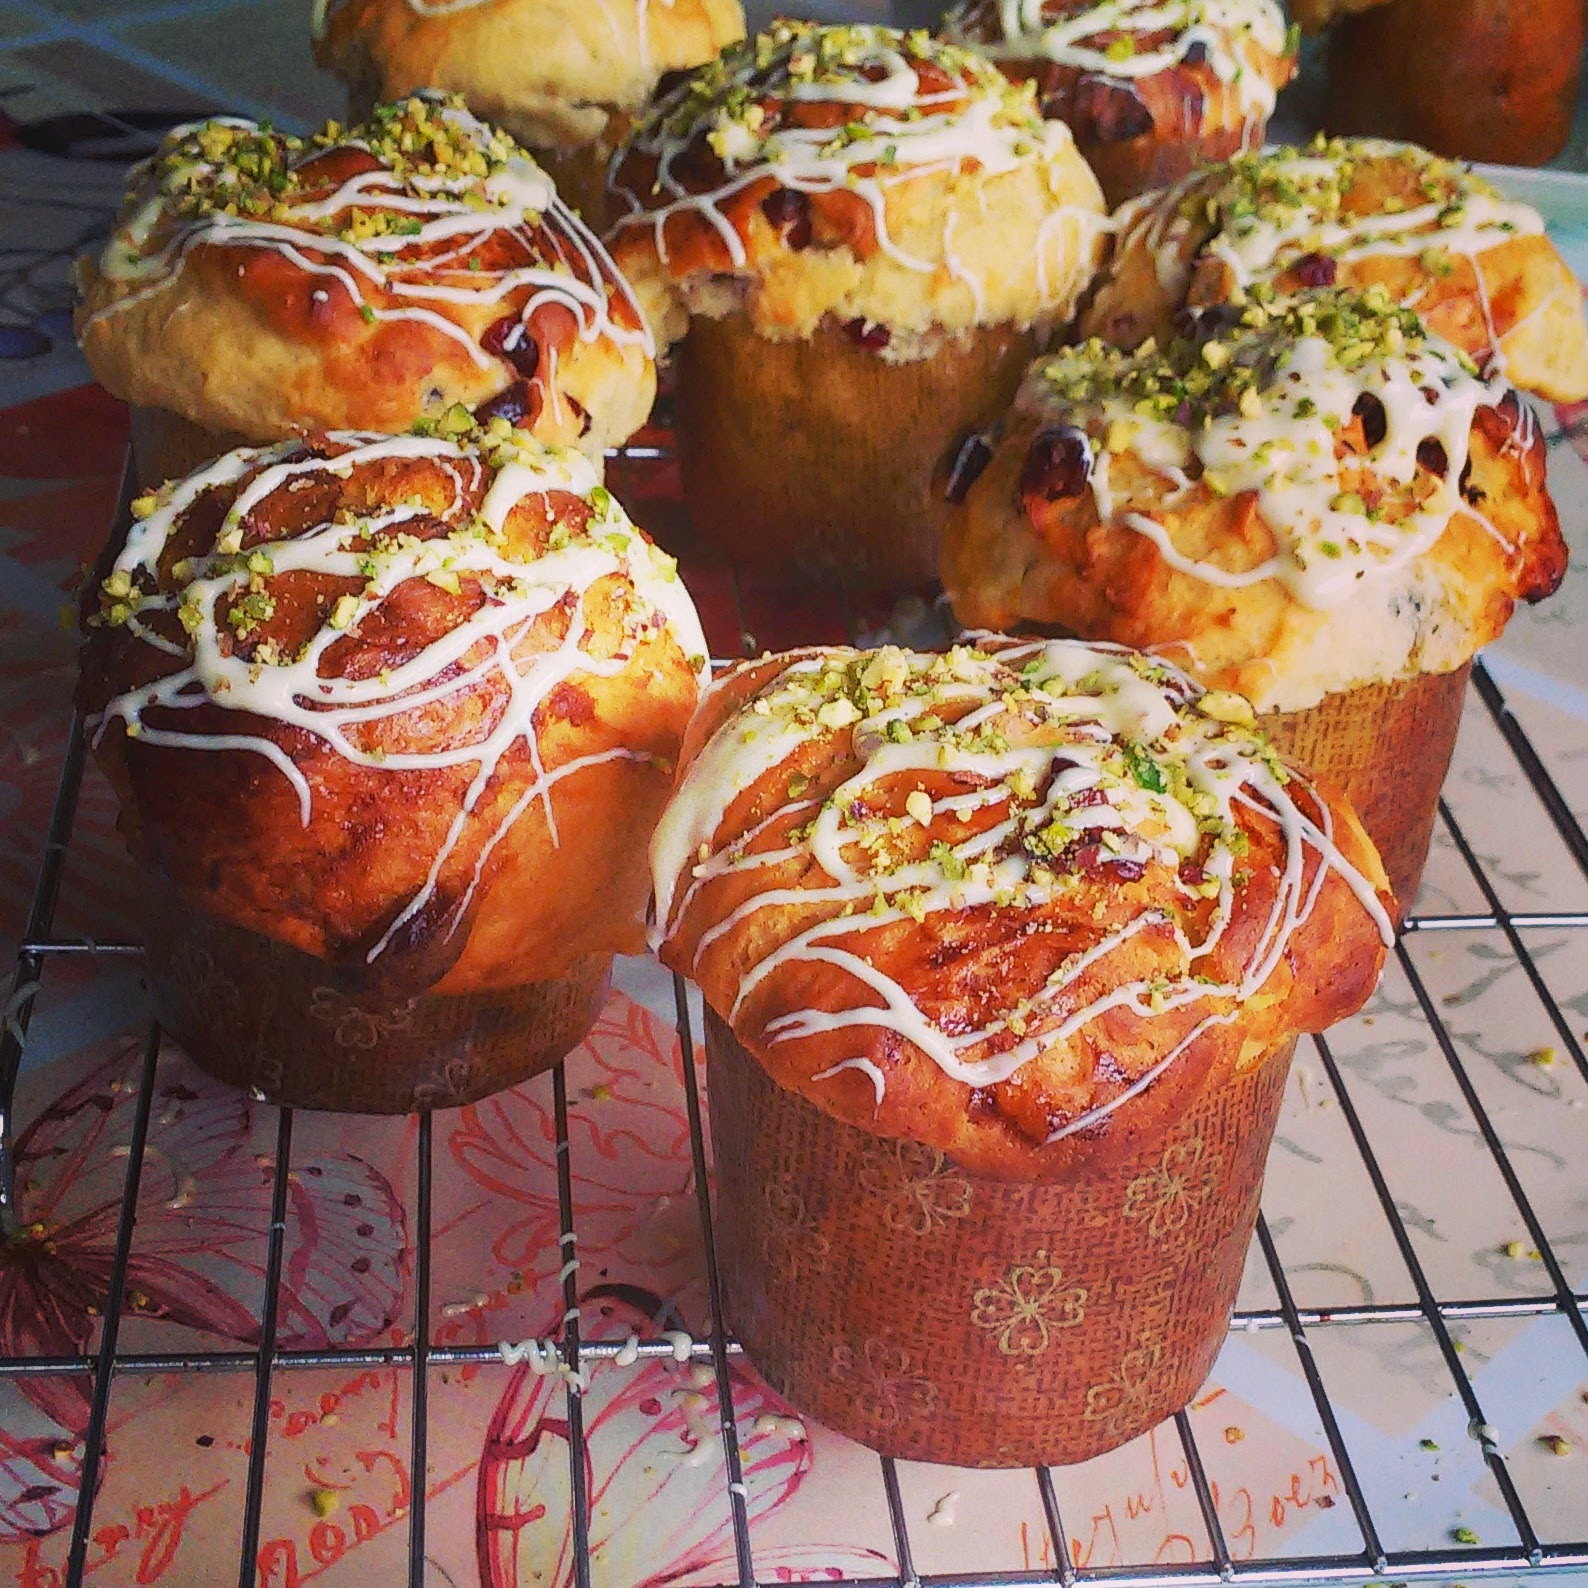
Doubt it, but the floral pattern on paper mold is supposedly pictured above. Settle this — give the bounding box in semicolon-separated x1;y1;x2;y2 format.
828;1338;940;1430
166;940;244;1036
761;1179;831;1267
307;985;419;1051
857;1139;975;1237
1084;1333;1168;1442
970;1249;1088;1357
1121;1128;1223;1242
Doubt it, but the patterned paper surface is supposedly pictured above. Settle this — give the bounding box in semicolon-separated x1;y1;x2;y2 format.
1;3;1588;1585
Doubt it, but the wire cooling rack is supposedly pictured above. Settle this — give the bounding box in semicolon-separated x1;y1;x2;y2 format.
2;442;1587;1588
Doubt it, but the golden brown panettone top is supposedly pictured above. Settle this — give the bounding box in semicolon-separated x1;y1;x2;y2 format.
606;20;1107;351
652;638;1394;1180
1079;136;1588;403
313;0;745;154
79;424;708;1000
942;0;1296;154
944;289;1566;713
75;96;655;456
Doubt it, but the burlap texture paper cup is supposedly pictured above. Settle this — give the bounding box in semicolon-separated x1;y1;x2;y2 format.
706;1008;1298;1468
675;313;1035;591
142;881;611;1113
1077;120;1254;211
1260;662;1470;911
129;406;252;491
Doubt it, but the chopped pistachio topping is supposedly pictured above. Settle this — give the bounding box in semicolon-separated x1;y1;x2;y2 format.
632;19;1048;170
1042;286;1428;425
652;637;1393;1112
1193;133;1502;247
143;93;520;238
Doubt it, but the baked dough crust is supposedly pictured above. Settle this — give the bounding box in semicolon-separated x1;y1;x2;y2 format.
79;427;705;999
607;21;1108;347
945;296;1566;713
942;0;1296;204
76;99;655;457
653;639;1392;1180
313;0;745;153
1080;137;1588;403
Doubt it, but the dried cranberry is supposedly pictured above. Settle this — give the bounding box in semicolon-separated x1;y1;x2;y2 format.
844;317;891;352
1179;859;1206;886
944;432;993;503
1416;437;1449;476
1352;391;1387;449
482;315;541;380
760;186;812;250
1020;426;1093;507
475;380;530;425
1071;841;1106;877
1291;251;1338;288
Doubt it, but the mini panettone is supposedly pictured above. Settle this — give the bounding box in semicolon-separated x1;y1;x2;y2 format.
653;637;1392;1463
79;423;707;1111
606;20;1108;587
1300;0;1584;169
312;0;745;220
941;0;1298;205
76;96;655;485
944;288;1567;903
1080;137;1588;404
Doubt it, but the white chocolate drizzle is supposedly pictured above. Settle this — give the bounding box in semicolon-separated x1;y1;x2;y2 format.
1112;138;1544;379
608;20;1106;325
90;430;707;966
945;0;1291;121
652;639;1392;1140
1035;288;1519;610
87;97;651;374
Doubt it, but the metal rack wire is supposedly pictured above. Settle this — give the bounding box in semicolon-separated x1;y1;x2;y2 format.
2;445;1587;1588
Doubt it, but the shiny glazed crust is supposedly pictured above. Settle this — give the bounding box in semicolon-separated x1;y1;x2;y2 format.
76;100;656;455
653;640;1393;1181
943;0;1297;205
313;0;746;152
1079;138;1588;403
606;22;1108;346
945;291;1567;712
944;393;1564;710
79;430;705;1000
